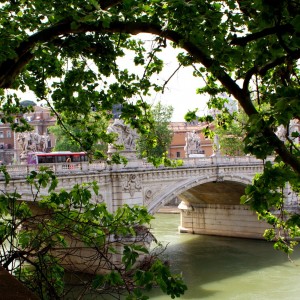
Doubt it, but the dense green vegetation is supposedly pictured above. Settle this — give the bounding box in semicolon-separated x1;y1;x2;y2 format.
0;0;300;297
213;111;247;156
49;111;109;155
137;102;174;164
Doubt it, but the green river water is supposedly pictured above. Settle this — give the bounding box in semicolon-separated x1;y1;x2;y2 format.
69;213;300;300
146;213;300;300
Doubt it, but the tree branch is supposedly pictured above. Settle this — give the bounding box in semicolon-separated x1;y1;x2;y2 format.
230;23;294;46
258;49;300;76
1;19;300;173
242;49;300;92
99;0;123;10
161;63;182;94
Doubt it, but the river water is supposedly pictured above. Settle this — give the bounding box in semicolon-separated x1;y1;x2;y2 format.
146;213;300;300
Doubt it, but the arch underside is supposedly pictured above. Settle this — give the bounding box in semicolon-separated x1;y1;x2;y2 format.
148;174;253;214
178;181;246;205
148;176;269;239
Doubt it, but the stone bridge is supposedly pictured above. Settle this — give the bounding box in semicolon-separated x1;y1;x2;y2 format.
1;156;298;239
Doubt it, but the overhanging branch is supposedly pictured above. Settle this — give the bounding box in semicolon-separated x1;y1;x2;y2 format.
242;49;300;92
230;23;294;46
1;19;300;174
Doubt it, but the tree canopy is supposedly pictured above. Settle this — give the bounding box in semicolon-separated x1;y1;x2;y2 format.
0;0;299;168
137;102;174;163
49;111;109;155
1;0;300;275
213;110;247;156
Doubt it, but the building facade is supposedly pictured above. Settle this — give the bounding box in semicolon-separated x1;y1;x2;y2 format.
168;122;214;159
0;104;56;164
0;104;215;164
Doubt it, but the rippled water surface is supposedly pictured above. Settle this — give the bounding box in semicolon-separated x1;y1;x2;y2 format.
147;213;300;300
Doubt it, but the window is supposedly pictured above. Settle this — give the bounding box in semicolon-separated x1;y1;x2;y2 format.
0;131;4;138
176;151;181;158
73;155;80;162
6;131;11;138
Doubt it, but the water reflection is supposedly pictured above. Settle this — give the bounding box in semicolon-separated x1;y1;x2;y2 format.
148;213;300;300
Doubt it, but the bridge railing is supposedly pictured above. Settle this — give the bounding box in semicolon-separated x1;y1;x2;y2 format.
0;155;271;178
182;155;271;167
140;155;271;169
1;161;107;177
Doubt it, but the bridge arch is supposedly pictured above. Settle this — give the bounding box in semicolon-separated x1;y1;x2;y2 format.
147;174;269;239
147;174;253;214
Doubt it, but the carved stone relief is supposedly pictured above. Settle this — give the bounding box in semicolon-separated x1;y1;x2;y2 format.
96;194;104;204
143;184;164;205
144;189;153;205
122;174;142;197
18;132;49;152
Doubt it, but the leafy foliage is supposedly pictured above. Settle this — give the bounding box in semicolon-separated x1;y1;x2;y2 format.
0;168;187;299
137;102;174;163
49;111;109;157
1;0;299;167
241;161;300;253
214;111;248;156
0;0;300;275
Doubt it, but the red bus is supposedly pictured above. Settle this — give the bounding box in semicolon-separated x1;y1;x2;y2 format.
27;151;88;165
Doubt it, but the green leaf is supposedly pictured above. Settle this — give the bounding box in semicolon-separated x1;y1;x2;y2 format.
92;274;105;289
291;15;300;32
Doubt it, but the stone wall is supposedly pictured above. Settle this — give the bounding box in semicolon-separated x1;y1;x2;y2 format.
179;204;269;239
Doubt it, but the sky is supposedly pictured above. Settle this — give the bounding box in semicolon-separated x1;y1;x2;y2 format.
149;64;208;121
120;34;209;122
17;69;207;122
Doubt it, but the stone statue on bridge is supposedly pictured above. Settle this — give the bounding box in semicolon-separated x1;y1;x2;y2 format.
275;125;287;141
17;132;49;162
184;130;201;157
275;120;300;144
107;119;139;159
213;134;221;156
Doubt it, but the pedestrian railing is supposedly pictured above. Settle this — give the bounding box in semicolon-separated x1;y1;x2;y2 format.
0;155;269;178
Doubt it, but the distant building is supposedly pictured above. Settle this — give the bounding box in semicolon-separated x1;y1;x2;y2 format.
0;102;56;164
23;105;56;141
0;102;215;164
168;122;213;159
0;118;15;165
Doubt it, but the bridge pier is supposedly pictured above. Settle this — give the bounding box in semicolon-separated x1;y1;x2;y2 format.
178;202;269;239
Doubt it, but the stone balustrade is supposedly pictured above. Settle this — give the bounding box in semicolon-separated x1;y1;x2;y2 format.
0;155;273;178
1;161;107;177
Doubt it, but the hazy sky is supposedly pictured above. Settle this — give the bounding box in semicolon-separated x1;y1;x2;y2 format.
149;64;208;121
122;34;209;122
